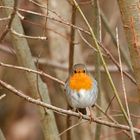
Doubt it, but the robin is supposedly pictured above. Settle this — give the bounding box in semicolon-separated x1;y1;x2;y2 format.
65;64;98;117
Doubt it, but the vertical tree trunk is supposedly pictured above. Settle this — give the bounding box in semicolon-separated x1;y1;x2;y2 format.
118;0;140;95
1;0;60;139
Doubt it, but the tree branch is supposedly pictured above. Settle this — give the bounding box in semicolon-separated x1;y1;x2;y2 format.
0;79;140;134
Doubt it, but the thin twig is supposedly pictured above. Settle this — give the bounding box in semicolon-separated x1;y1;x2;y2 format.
95;103;131;138
22;19;69;41
98;42;136;84
0;62;65;86
10;28;47;40
100;10;132;71
29;0;66;21
59;120;88;137
0;94;6;100
0;16;10;21
105;95;116;113
116;27;136;139
78;30;98;52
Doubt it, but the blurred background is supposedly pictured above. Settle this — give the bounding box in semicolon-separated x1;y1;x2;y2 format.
0;0;140;140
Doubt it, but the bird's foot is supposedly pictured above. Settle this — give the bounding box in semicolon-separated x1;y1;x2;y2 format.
77;109;83;122
87;107;94;123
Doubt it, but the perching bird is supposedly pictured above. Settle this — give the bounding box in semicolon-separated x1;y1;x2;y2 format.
65;64;98;116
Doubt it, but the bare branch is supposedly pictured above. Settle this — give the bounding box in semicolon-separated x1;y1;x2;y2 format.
0;79;140;134
0;62;65;86
10;28;47;40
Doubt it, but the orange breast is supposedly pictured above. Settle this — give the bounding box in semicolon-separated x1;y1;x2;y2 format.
69;73;93;91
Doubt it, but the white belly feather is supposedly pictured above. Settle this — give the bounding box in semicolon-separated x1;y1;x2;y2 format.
66;80;98;108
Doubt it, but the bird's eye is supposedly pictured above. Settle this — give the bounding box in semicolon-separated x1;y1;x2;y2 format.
74;70;77;73
83;70;85;73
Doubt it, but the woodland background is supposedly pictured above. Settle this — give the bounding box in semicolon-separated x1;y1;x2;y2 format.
0;0;140;140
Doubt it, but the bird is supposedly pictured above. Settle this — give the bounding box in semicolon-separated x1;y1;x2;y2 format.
65;63;98;118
